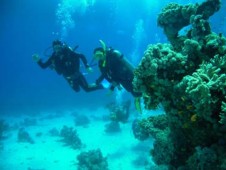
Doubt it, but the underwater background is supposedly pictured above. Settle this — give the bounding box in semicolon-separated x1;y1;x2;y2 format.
1;0;226;169
1;0;225;114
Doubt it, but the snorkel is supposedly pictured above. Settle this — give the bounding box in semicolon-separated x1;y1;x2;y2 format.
99;39;107;55
90;39;107;67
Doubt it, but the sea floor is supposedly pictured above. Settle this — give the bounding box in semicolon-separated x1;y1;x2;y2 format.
0;106;159;170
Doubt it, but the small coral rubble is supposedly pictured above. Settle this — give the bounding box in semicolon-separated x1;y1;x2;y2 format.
77;149;108;170
17;128;35;144
133;0;226;168
0;119;9;140
104;100;131;133
105;100;131;123
59;125;82;149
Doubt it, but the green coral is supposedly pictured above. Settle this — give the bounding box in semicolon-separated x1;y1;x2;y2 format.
182;39;201;55
133;0;226;169
133;43;188;110
181;61;226;123
138;115;174;165
157;0;221;44
151;129;174;165
219;101;226;124
203;33;226;58
138;114;168;138
77;149;108;170
157;3;198;41
196;0;221;19
186;147;217;170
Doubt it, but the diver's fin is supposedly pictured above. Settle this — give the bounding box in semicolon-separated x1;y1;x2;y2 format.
134;97;142;114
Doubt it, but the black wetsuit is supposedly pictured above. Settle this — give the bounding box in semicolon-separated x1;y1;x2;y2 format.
96;48;141;97
38;46;103;92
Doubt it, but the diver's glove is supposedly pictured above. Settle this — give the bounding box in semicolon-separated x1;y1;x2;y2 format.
32;54;40;62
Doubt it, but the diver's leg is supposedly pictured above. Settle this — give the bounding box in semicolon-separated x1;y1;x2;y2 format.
65;77;80;92
120;78;141;97
79;75;104;92
120;79;142;113
72;81;80;92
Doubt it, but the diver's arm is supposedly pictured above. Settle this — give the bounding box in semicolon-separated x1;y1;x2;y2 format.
32;54;52;69
79;53;90;68
78;53;93;72
37;57;52;69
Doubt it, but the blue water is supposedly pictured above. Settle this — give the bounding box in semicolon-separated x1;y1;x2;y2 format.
1;1;226;170
0;0;225;114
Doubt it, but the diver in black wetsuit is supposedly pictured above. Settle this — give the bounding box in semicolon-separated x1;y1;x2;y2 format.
93;46;141;98
32;40;103;92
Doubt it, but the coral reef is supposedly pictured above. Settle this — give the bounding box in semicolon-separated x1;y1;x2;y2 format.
135;114;168;139
106;100;131;123
40;111;63;120
132;119;149;141
134;115;174;165
186;146;217;170
17;128;35;144
20;118;37;127
104;100;131;133
219;101;226;124
157;0;221;45
157;3;198;43
77;149;108;170
0;119;9;140
48;127;60;136
133;0;226;168
104;121;121;133
74;114;90;127
59;125;82;149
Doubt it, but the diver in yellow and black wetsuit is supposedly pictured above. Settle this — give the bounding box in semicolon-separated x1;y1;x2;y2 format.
93;40;142;112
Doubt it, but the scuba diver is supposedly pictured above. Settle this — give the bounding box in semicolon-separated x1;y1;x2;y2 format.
93;40;142;111
32;40;104;92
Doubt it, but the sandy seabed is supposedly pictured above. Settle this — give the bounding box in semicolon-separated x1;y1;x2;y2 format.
0;106;157;170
